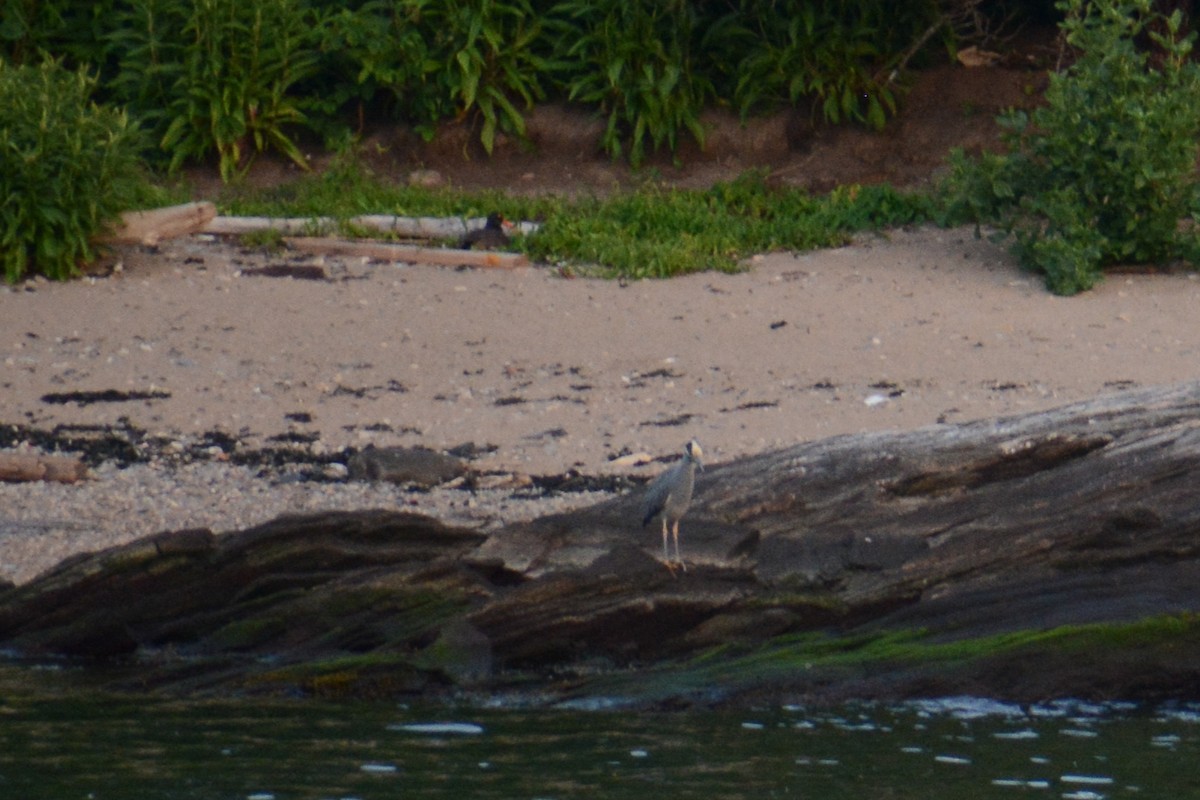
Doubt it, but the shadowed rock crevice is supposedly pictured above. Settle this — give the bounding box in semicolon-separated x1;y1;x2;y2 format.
4;382;1200;706
884;433;1113;497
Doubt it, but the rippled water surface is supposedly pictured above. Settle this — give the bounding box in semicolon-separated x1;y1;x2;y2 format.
2;672;1197;799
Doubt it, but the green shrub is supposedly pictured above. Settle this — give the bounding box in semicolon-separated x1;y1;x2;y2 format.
548;0;712;166
313;1;444;137
416;0;549;154
312;0;547;153
945;0;1200;294
111;0;318;180
0;0;117;67
706;0;941;130
14;0;960;169
105;0;184;153
0;61;142;282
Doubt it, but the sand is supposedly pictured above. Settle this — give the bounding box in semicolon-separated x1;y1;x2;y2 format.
6;225;1200;471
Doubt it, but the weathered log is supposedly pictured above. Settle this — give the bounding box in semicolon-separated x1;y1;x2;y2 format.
4;382;1200;705
204;216;336;236
283;237;530;268
204;214;539;238
0;452;88;483
101;202;217;246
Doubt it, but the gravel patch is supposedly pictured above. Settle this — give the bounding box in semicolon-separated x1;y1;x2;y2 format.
0;456;618;586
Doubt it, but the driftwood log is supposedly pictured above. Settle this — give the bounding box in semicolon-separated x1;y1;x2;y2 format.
204;214;540;238
100;202;217;246
283;237;530;268
3;382;1200;705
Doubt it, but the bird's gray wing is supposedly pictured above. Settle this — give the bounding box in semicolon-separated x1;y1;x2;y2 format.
641;467;674;526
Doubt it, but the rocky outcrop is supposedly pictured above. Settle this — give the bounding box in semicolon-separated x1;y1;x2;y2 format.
4;383;1200;706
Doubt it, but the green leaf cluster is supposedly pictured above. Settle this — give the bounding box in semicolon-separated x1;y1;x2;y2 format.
109;0;317;181
706;0;938;129
549;0;712;167
945;0;1200;294
0;60;142;282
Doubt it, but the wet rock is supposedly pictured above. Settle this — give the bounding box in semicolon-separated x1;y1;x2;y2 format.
0;511;487;664
5;383;1200;706
419;619;493;685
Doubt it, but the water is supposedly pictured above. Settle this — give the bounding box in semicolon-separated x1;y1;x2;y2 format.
1;673;1198;799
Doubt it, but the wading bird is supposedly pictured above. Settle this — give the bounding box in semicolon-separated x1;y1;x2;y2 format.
642;439;703;574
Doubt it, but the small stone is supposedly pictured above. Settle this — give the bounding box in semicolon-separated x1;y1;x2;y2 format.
347;446;466;488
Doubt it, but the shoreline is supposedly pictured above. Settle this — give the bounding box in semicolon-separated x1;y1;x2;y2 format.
4;224;1200;583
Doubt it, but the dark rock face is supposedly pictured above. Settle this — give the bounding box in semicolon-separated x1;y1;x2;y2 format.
5;383;1200;707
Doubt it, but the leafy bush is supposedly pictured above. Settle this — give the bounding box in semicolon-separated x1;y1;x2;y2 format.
0;0;117;66
0;61;142;282
313;1;444;136
111;0;318;180
416;0;549;153
548;0;712;166
282;0;548;154
945;0;1200;294
706;0;941;129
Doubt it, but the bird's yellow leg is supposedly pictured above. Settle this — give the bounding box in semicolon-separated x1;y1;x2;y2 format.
673;520;687;573
661;518;676;575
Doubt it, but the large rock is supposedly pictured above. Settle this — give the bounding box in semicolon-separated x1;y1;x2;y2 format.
4;383;1200;706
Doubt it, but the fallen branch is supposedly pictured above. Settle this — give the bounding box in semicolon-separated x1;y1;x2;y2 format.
204;216;336;236
284;237;530;268
205;214;539;238
0;453;88;484
101;202;217;246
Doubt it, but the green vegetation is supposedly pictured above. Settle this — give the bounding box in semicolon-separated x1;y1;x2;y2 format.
742;613;1199;675
585;613;1200;703
550;0;712;167
708;0;940;129
6;0;1200;291
224;163;936;278
0;60;143;282
110;0;318;181
5;0;944;170
945;0;1200;294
